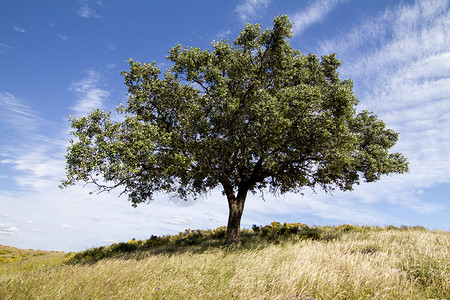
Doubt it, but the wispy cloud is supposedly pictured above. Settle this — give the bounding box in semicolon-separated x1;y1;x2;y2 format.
318;0;449;82
0;92;42;135
0;223;19;235
12;147;66;190
69;71;110;116
163;216;193;225
0;92;66;191
57;34;68;41
235;0;272;23
61;224;83;231
216;30;232;40
315;0;450;212
291;0;347;37
76;0;102;19
0;43;13;53
12;25;26;33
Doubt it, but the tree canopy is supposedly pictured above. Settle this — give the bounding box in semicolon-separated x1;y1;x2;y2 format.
61;15;408;244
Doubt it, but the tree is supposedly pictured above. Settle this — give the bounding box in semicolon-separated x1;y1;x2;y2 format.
61;15;408;245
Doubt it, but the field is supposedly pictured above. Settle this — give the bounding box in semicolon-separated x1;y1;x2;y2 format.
1;224;449;299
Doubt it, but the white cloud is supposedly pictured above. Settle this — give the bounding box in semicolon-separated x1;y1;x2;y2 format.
0;223;19;235
0;92;44;137
76;0;102;19
0;92;68;191
57;34;68;41
314;0;450;212
61;224;83;232
1;143;66;192
163;216;193;225
235;0;272;23
318;0;449;84
216;30;232;40
12;25;26;33
0;43;13;53
69;71;110;116
12;148;66;190
291;0;347;37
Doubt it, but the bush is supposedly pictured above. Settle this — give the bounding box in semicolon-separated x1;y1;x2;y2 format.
386;225;399;230
67;221;327;264
184;230;204;245
336;224;363;232
251;224;261;232
212;226;227;239
260;222;320;241
143;235;165;247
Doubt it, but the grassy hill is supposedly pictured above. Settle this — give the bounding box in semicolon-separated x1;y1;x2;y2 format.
1;223;449;299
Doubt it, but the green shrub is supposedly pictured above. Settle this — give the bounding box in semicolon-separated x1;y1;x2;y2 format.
184;230;204;245
260;222;320;241
336;224;363;232
212;226;227;239
66;222;378;264
299;226;321;240
386;225;399;230
251;224;261;232
143;235;167;247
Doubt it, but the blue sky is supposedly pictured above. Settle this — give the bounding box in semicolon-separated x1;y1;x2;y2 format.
1;0;449;252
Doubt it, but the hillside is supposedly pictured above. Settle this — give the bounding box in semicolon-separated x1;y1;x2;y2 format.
1;224;449;299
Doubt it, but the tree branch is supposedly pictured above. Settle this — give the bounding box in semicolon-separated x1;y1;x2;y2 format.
219;176;235;199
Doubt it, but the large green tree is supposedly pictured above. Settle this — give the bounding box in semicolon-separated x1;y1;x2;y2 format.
61;16;408;245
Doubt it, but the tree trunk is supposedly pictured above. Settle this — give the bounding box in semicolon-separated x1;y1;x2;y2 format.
225;194;246;245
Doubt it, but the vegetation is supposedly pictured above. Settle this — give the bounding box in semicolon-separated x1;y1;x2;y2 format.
1;224;448;299
61;15;408;245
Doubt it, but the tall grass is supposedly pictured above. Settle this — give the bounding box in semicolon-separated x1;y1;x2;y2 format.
1;225;449;299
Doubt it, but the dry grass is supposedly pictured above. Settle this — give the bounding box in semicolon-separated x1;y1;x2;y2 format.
1;227;449;299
